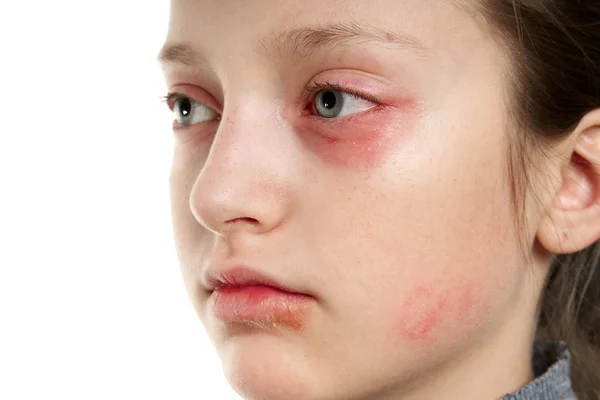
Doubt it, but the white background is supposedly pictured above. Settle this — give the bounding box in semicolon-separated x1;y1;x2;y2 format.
0;1;242;398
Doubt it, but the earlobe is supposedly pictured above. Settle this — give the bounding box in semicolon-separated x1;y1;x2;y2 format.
537;113;600;255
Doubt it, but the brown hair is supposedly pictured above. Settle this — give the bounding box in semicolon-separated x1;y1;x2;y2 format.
477;1;600;398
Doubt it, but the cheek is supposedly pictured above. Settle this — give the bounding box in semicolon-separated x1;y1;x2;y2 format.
375;214;518;347
327;149;517;348
377;201;517;346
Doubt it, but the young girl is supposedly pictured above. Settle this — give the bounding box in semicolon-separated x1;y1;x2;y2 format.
159;1;600;399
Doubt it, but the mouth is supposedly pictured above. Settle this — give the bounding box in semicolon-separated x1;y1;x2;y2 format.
204;266;314;332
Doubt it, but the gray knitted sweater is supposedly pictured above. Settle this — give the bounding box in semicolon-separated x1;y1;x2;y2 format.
501;341;576;399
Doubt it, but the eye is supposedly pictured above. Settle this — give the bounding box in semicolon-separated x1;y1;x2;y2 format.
172;95;218;126
313;90;377;119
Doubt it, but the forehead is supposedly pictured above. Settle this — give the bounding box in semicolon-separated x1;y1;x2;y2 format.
165;0;484;61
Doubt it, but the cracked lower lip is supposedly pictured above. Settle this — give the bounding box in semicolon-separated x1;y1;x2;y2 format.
210;285;313;332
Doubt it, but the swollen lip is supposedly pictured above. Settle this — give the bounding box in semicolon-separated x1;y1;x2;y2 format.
210;284;313;332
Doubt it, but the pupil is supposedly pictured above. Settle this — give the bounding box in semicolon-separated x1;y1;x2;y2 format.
180;99;191;117
321;91;337;109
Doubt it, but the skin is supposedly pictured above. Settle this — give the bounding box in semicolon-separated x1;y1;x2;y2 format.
160;1;600;399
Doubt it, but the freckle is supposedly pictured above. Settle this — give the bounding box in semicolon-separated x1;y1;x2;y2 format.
385;32;395;42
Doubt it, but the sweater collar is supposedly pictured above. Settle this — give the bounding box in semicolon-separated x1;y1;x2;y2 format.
500;341;576;400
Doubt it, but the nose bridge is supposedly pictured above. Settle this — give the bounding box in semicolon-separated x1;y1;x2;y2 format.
207;93;281;179
189;92;294;236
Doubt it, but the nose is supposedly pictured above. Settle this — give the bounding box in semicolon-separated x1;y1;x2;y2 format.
189;102;295;237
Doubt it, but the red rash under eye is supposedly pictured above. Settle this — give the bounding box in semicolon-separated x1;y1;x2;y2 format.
310;133;392;169
296;100;418;169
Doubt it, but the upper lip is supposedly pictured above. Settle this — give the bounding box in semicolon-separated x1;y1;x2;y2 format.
202;265;308;295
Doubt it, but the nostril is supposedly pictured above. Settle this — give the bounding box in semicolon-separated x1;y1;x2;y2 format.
225;217;260;225
220;217;261;235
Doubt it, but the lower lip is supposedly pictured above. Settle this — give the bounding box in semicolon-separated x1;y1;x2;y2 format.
210;285;312;331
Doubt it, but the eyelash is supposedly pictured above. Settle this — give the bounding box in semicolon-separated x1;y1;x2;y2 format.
161;92;194;112
161;82;379;121
304;81;379;105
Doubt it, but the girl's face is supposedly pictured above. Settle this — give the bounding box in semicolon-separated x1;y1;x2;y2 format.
162;1;541;398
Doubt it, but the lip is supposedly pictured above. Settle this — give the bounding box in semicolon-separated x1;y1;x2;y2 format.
204;266;314;331
203;265;307;295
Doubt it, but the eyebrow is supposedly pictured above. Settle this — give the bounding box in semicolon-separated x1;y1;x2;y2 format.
259;21;428;60
157;42;205;67
157;21;428;67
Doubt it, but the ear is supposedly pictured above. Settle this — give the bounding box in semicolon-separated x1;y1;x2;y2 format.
537;109;600;255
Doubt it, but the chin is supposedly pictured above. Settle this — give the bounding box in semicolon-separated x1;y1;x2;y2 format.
217;332;320;400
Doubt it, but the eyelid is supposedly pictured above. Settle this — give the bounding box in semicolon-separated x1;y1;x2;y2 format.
302;80;382;122
163;85;222;113
304;81;380;107
163;91;211;113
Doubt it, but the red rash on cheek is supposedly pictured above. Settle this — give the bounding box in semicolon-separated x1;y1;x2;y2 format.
396;282;475;342
398;285;448;340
